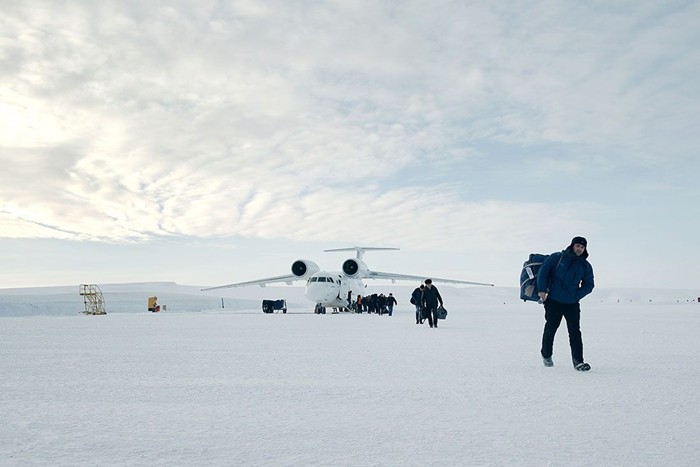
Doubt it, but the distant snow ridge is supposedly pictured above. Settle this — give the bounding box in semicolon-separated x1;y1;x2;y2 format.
0;283;697;317
0;283;265;317
0;292;238;317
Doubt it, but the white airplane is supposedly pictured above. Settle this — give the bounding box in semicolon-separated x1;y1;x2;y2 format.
202;246;494;313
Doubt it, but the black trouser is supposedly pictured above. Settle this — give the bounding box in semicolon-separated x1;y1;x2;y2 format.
541;299;583;364
424;306;437;327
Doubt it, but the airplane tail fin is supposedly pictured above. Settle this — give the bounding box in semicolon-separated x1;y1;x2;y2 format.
323;246;399;260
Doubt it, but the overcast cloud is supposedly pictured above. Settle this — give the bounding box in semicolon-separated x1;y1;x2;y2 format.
1;1;699;288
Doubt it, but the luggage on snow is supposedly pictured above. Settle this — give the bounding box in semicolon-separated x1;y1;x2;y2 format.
421;305;448;320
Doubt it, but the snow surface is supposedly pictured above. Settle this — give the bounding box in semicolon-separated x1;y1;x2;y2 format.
1;283;699;466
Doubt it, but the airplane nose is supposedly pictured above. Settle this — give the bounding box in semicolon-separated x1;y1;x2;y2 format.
305;283;334;303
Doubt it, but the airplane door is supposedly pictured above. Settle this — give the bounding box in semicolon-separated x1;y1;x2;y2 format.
337;276;353;306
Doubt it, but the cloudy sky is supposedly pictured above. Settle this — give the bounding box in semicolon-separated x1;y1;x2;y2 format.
1;1;699;290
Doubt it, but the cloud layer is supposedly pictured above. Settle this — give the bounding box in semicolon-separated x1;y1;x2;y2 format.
2;1;699;287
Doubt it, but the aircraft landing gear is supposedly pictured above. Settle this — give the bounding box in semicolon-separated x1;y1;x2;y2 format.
314;303;326;314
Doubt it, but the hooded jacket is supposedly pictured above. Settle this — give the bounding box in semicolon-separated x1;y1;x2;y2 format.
537;245;594;304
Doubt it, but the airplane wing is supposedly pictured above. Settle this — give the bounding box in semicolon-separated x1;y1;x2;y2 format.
201;274;302;291
366;270;494;287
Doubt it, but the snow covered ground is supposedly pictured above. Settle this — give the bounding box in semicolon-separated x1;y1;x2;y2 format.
1;284;699;466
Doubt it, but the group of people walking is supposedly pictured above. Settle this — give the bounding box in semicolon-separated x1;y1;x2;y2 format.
405;236;594;371
354;293;398;316
353;235;595;371
411;279;444;328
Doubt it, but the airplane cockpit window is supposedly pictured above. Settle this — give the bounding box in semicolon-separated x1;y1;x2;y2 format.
309;277;336;283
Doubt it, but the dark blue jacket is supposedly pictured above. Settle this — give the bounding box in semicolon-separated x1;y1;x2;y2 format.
537;247;594;304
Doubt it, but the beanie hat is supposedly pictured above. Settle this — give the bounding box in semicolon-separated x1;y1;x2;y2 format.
571;236;587;247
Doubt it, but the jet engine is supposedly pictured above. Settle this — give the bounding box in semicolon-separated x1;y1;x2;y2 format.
291;260;320;278
342;258;368;278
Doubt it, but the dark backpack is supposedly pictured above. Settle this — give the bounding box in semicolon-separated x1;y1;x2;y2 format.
410;287;421;305
520;253;563;302
520;253;550;302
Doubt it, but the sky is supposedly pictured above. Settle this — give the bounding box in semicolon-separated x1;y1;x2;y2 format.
1;1;699;289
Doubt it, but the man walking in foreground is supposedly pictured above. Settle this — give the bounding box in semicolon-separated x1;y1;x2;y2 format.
537;236;595;371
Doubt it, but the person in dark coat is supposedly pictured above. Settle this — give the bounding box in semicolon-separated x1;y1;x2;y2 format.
369;294;378;314
421;279;443;328
537;236;595;371
377;294;387;315
386;293;397;316
411;284;424;324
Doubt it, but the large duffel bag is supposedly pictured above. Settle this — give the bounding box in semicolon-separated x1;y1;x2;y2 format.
520;253;549;302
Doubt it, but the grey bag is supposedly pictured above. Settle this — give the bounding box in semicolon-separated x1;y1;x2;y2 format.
437;305;447;320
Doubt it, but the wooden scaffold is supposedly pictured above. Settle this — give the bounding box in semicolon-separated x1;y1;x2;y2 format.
79;284;107;315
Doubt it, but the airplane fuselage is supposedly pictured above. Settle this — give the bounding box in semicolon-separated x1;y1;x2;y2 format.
304;271;364;309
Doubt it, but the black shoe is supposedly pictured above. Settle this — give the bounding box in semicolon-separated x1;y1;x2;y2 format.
574;362;591;371
543;357;554;367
